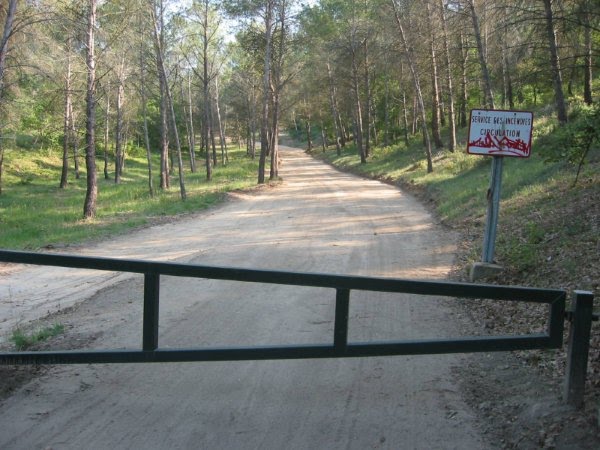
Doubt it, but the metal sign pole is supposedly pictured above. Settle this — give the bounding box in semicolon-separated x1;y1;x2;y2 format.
482;155;503;263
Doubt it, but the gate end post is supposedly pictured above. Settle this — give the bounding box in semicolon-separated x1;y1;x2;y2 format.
563;290;594;409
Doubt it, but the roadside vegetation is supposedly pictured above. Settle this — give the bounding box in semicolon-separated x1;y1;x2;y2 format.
10;323;65;351
0;143;260;250
301;105;599;297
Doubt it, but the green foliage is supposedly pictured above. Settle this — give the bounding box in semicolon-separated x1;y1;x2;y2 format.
10;324;65;351
538;103;600;182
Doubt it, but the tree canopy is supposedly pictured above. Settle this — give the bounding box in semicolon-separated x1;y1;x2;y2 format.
0;0;598;215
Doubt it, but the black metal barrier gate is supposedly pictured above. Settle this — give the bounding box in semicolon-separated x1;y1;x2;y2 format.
0;250;594;407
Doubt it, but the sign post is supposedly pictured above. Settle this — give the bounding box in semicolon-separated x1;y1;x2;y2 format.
482;155;503;263
467;109;533;278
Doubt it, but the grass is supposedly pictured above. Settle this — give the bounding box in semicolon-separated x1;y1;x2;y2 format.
10;323;65;351
0;144;262;250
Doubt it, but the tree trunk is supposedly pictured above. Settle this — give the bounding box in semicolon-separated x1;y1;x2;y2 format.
166;85;186;200
269;1;288;181
384;73;390;147
581;0;593;105
391;0;433;172
180;75;195;174
140;39;153;197
258;2;274;184
214;76;226;166
370;105;378;146
326;60;342;155
427;3;443;149
103;82;110;180
210;103;217;167
439;0;456;151
466;0;495;109
339;116;347;147
459;28;469;127
151;4;186;199
351;48;366;164
245;102;252;157
60;37;73;189
0;0;17;195
250;85;257;158
201;0;213;181
363;38;371;158
306;117;312;151
0;0;17;95
71;104;80;180
187;73;197;172
412;94;418;135
542;0;568;123
181;80;193;167
83;0;98;219
114;58;125;184
501;38;514;109
154;1;170;189
269;98;279;179
402;90;410;146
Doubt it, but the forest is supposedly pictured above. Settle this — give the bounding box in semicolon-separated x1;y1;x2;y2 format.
0;0;598;220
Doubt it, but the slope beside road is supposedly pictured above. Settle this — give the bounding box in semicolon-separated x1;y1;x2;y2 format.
0;146;490;449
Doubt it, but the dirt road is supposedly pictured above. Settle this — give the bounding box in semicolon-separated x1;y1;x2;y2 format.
0;146;490;449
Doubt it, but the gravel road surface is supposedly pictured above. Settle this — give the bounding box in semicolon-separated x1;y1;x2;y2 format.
0;146;490;449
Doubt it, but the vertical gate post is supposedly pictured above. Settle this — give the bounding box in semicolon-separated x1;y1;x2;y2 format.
334;289;350;353
564;291;594;408
143;272;160;352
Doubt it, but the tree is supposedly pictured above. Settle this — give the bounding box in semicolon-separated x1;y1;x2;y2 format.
438;0;456;151
269;0;295;180
580;0;593;105
465;0;495;109
542;0;568;123
60;35;74;188
0;0;18;195
138;29;154;197
151;2;187;200
258;1;274;183
154;0;170;190
390;0;433;172
186;0;226;181
426;1;443;149
0;0;17;101
83;0;98;219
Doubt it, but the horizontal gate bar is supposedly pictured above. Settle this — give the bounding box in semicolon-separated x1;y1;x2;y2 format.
0;250;565;303
0;334;555;365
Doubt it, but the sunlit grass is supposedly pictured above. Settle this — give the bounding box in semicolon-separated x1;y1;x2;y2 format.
10;323;65;351
0;145;261;250
317;121;594;225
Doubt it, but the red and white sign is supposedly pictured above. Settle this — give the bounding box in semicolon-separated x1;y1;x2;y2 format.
467;109;533;158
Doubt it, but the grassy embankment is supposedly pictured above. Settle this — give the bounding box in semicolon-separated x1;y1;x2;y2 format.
305;113;598;296
0;141;261;250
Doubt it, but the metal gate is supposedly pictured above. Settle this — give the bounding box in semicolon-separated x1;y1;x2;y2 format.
0;250;593;407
